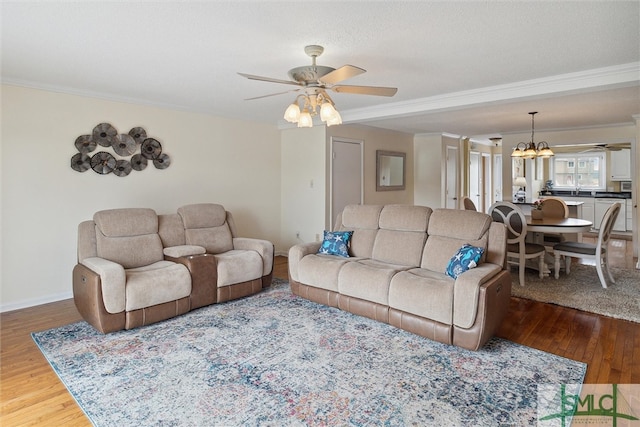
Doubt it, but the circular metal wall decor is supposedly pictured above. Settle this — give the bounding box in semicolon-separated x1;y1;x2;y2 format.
92;123;117;147
141;138;162;159
112;134;137;156
130;153;148;171
113;159;132;177
128;127;147;145
90;151;117;174
74;135;97;153
153;153;171;169
71;124;171;176
71;153;91;172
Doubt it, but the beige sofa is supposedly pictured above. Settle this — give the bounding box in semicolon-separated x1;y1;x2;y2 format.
288;204;511;351
73;204;273;333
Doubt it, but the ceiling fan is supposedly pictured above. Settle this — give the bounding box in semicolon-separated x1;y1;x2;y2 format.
238;45;397;127
579;143;627;153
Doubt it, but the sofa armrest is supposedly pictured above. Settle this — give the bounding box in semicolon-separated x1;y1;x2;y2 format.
80;257;126;314
452;263;503;329
163;245;206;258
233;237;274;276
288;242;322;282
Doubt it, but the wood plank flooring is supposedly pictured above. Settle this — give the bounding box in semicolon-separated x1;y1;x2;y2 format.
1;241;638;426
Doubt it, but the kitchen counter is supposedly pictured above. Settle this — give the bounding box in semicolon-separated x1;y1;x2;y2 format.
540;190;631;199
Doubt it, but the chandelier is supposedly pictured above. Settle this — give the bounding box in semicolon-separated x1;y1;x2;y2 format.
283;89;342;128
511;112;554;159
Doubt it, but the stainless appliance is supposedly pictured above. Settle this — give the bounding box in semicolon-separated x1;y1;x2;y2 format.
621;181;632;192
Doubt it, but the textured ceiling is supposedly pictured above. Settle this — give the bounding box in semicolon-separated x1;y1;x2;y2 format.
2;1;639;139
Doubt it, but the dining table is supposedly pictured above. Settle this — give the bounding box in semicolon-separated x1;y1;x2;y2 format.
524;216;594;276
526;216;593;241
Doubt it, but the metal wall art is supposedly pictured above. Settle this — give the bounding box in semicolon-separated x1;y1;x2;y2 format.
70;123;171;176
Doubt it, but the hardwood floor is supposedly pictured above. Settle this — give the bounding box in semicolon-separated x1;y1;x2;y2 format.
1;241;638;426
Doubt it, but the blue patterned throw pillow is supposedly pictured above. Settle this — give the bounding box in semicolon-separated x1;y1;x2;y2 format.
317;230;353;257
445;244;484;279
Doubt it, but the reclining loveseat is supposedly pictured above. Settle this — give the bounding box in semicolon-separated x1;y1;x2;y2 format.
288;204;511;351
73;204;274;333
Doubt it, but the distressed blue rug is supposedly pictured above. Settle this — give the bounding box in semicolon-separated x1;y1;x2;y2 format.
33;279;586;426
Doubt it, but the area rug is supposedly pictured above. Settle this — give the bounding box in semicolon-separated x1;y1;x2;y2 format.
33;280;586;426
511;265;640;323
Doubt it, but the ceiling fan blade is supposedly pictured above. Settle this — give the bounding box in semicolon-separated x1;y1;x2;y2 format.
244;89;300;101
319;65;366;85
238;72;301;87
332;85;398;97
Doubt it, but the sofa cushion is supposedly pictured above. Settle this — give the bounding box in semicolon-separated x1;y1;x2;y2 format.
370;205;431;267
158;213;186;247
389;268;454;325
94;208;158;237
178;204;234;253
94;208;164;269
445;244;485;279
318;230;353;257
214;250;263;287
178;203;227;228
421;209;491;273
125;261;191;311
338;259;410;306
337;205;383;258
298;254;354;292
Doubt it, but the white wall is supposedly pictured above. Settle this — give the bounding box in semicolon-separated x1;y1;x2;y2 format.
414;133;444;208
279;126;327;250
1;85;282;311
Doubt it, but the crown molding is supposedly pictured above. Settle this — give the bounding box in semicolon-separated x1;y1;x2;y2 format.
341;62;640;124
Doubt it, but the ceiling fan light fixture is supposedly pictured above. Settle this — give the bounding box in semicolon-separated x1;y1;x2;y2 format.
284;102;301;123
297;109;313;128
326;110;342;127
320;101;336;122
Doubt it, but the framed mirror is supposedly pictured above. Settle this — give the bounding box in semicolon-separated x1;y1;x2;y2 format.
376;150;406;191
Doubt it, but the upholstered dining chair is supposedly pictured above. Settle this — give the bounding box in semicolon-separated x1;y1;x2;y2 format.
489;201;546;286
540;197;570;246
553;202;621;288
462;196;477;211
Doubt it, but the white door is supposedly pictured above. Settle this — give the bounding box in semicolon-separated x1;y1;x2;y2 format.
445;146;459;209
483;153;491;213
469;151;481;210
331;138;363;228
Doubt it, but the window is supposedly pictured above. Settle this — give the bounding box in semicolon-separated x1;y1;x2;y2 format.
551;152;605;190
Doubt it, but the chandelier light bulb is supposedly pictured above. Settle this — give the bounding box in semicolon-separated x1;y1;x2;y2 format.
283;102;301;123
297;110;313;128
320;102;336;122
326;110;342;126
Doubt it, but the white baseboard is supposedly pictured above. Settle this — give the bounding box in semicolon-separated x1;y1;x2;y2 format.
275;251;288;257
0;291;73;313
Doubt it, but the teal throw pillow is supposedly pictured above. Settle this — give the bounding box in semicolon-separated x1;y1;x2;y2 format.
318;230;353;257
445;244;484;279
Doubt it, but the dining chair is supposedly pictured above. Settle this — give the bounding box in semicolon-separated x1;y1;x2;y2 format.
461;196;477;211
552;202;621;288
489;201;546;286
541;197;569;246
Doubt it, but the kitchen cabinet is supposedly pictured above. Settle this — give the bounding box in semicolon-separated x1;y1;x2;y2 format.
594;198;626;231
559;196;594;225
610;149;631;181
